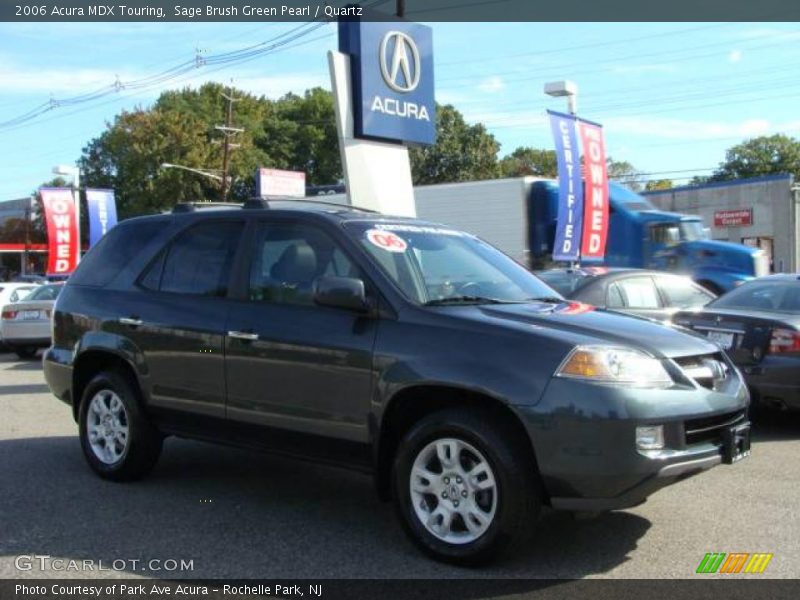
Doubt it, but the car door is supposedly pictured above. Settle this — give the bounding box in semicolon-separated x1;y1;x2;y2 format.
224;218;378;443
123;219;246;419
607;275;668;321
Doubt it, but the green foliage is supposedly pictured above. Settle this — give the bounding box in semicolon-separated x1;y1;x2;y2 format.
498;147;557;178
709;134;800;181
409;104;500;184
606;158;643;191
644;179;674;191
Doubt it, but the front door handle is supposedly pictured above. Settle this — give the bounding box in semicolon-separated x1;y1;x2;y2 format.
119;317;143;327
228;330;259;341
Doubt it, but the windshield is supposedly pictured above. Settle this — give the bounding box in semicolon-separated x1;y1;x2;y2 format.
709;281;800;313
679;221;707;242
347;222;560;304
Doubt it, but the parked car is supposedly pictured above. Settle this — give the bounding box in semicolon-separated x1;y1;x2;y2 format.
0;282;40;351
535;268;716;322
2;283;63;359
12;274;48;284
674;274;800;412
44;200;750;565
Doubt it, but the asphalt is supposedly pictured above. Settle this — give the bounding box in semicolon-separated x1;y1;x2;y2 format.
0;352;798;581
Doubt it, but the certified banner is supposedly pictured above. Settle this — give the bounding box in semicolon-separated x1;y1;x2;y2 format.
547;110;583;262
578;119;609;261
40;188;79;275
86;188;118;247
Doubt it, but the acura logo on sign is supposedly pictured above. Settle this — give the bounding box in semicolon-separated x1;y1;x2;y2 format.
380;31;420;93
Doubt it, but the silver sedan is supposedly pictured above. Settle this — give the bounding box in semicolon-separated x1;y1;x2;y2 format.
1;283;63;359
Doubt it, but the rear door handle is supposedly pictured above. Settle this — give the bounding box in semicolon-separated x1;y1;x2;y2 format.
228;330;259;341
119;317;143;327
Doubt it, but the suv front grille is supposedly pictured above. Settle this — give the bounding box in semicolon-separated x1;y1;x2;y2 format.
684;410;746;446
673;353;730;390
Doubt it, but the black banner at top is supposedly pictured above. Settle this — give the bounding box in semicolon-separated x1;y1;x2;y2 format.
2;0;800;22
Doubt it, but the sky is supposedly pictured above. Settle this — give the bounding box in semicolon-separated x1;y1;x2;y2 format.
1;20;800;199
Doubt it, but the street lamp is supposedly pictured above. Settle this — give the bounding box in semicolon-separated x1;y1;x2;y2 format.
544;80;578;115
52;164;81;264
160;162;225;183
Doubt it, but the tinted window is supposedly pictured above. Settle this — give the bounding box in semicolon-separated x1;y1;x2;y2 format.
658;276;714;308
607;283;625;308
617;276;661;308
70;220;165;287
710;281;800;313
149;221;244;296
536;271;590;296
249;222;359;306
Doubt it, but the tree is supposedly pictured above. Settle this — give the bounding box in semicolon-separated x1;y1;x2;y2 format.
606;158;644;191
709;134;800;181
409;104;500;184
644;179;674;191
498;147;557;178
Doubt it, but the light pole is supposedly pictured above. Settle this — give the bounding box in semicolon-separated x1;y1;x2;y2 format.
161;163;231;201
544;80;578;116
52;164;81;263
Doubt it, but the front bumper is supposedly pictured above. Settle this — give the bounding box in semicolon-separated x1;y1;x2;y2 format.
516;373;749;511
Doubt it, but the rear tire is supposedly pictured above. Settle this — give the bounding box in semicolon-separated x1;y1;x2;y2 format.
392;408;541;566
78;370;162;482
14;346;38;360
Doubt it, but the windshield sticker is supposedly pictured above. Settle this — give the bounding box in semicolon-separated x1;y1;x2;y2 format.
372;223;467;237
366;229;408;253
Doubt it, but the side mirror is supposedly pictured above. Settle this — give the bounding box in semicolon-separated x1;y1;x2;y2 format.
313;276;369;313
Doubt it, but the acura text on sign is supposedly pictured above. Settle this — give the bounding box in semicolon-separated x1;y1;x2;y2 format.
40;187;79;275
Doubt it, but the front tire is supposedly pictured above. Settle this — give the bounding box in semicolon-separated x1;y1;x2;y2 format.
78;370;162;481
392;408;541;565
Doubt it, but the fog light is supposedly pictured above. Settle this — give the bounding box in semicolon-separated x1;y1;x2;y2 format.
636;425;664;451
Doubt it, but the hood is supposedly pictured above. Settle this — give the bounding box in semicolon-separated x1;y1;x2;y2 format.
456;301;718;359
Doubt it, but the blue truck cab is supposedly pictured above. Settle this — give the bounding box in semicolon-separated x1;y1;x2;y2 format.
528;180;768;293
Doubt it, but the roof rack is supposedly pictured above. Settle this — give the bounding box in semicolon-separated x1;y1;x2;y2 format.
172;201;242;213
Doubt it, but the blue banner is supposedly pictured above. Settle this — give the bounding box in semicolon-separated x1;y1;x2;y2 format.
85;189;118;247
547;110;583;262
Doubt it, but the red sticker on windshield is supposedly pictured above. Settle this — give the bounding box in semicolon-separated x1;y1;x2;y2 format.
366;229;408;253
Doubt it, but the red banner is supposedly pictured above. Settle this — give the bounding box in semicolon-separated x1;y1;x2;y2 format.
578;121;609;261
40;188;79;276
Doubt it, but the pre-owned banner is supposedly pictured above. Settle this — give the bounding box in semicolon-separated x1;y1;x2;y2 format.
547;110;583;262
578;119;609;261
85;188;118;247
40;188;79;276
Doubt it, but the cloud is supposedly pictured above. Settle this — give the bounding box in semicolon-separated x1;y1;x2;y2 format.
729;49;743;63
602;116;800;140
477;76;505;93
609;63;678;75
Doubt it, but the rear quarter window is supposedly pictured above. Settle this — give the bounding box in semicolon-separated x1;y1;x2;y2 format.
69;220;165;287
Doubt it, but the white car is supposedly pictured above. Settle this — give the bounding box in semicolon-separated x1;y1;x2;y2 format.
0;282;40;350
1;283;62;359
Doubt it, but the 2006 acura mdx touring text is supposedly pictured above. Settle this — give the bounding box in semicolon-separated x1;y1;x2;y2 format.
43;199;751;565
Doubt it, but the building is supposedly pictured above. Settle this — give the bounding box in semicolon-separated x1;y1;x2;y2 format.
0;197;48;279
643;174;800;273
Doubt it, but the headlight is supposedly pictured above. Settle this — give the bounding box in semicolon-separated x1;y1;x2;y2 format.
555;345;673;388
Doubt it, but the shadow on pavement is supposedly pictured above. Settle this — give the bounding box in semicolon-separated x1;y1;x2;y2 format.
0;383;51;396
750;408;800;442
0;435;651;584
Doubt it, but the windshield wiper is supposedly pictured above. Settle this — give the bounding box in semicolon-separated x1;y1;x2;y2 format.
525;296;565;303
424;295;517;306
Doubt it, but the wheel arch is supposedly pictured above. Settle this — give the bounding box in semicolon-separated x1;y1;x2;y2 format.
375;384;542;502
72;349;143;422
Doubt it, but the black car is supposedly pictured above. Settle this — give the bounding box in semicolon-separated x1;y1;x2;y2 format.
43;200;750;565
536;267;715;321
674;274;800;412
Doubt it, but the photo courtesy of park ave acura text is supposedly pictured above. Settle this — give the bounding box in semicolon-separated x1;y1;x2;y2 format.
1;0;799;596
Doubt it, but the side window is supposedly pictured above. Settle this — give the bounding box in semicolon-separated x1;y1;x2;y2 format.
607;283;625;308
659;277;714;308
249;222;359;306
140;221;244;296
617;277;661;308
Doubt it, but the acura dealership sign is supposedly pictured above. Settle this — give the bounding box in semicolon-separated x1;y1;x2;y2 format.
339;19;436;145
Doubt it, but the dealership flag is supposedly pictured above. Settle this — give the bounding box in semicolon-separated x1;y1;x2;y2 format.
40;188;79;276
86;188;118;247
547;110;584;262
577;119;609;261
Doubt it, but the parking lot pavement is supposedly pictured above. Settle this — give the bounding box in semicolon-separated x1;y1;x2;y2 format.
1;352;798;581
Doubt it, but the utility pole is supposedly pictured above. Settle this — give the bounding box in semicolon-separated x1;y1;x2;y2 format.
215;87;243;201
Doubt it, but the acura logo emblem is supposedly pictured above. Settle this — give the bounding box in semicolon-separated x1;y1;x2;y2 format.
379;31;421;93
